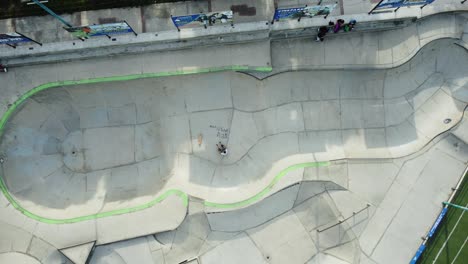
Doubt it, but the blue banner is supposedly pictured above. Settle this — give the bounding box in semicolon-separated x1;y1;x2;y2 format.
273;5;337;21
410;244;426;264
65;22;133;38
428;207;448;238
171;11;233;29
171;14;202;28
410;207;448;264
375;0;404;9
403;0;436;6
273;7;306;21
375;0;436;10
0;33;31;45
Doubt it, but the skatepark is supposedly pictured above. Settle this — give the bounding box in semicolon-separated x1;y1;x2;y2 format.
0;3;467;264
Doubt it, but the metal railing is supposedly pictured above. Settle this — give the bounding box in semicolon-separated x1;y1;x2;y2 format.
315;203;371;251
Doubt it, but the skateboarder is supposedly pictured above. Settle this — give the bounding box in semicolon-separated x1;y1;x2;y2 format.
216;142;228;156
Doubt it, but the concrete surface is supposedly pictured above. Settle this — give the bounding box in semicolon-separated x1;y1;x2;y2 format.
0;8;466;264
81;131;467;264
0;252;43;264
60;242;95;264
1;38;465;218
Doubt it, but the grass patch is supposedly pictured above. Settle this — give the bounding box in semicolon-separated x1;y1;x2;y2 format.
0;0;179;20
418;173;468;264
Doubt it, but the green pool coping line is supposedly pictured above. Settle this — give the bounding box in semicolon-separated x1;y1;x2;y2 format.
204;161;330;208
0;65;330;224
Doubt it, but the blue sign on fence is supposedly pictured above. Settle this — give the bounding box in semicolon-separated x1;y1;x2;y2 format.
428;207;448;238
410;244;426;264
171;11;233;29
402;0;436;6
375;0;436;10
375;0;404;9
171;14;203;28
65;22;134;39
273;5;337;21
273;7;306;21
0;33;31;45
410;207;448;264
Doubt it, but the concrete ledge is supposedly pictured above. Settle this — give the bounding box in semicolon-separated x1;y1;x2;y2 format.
0;9;467;67
206;180;346;231
206;184;300;232
1;22;270;66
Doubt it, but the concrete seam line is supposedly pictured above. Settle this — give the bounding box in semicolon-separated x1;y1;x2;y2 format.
0;65;332;225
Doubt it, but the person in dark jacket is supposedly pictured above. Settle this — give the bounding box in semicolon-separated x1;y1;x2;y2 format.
316;26;329;42
0;64;7;73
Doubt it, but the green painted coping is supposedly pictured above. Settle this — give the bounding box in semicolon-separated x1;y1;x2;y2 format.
0;65;330;224
204;161;330;208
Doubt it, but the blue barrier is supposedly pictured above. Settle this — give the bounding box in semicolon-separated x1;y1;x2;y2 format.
428;207;448;238
410;244;426;264
410;207;448;263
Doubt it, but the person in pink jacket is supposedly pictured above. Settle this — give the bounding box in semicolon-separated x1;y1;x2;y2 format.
333;19;345;33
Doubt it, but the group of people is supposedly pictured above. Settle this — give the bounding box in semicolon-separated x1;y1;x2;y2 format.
316;19;356;42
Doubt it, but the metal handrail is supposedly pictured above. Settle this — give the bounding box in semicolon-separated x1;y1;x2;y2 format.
317;203;371;233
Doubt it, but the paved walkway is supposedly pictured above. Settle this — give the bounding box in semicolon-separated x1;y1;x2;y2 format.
0;10;466;264
0;0;465;45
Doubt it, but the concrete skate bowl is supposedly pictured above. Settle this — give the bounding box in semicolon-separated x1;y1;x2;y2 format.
0;39;466;221
0;252;42;264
